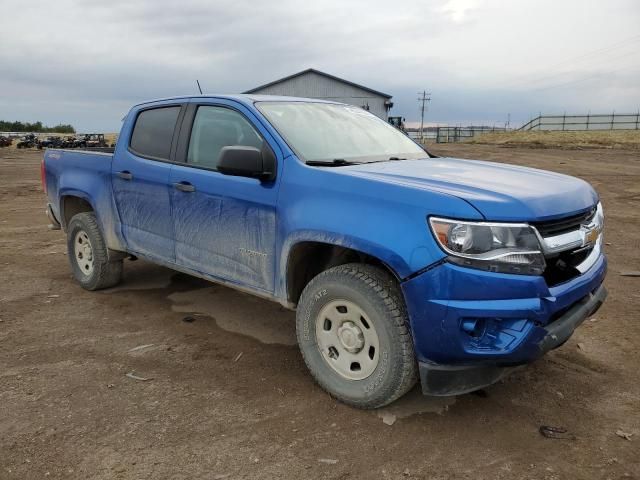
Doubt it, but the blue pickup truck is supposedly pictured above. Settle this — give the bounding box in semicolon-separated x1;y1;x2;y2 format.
42;95;607;408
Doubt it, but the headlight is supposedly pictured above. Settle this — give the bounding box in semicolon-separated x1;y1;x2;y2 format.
429;217;546;275
595;201;604;231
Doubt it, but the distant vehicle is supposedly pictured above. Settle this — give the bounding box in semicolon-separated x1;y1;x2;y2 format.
37;136;64;150
0;136;13;147
388;116;406;132
42;95;607;408
16;133;37;149
60;136;78;149
74;133;107;149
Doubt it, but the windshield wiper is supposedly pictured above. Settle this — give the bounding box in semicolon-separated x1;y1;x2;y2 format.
306;159;361;167
388;156;406;161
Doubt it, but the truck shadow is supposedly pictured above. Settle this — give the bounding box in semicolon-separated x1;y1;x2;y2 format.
106;259;612;421
106;259;297;346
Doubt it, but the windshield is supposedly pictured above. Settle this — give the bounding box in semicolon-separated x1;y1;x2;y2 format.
256;102;427;163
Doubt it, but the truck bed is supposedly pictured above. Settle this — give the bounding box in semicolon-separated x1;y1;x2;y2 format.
43;147;121;248
50;146;116;154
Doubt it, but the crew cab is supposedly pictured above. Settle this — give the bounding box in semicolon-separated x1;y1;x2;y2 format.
42;95;607;408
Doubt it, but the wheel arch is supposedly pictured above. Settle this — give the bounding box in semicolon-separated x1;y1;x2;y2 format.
282;236;405;307
59;192;95;230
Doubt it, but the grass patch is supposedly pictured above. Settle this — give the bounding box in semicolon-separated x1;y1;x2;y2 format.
466;130;640;149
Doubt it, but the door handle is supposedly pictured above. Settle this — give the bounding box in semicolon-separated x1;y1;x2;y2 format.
173;181;196;193
117;170;133;180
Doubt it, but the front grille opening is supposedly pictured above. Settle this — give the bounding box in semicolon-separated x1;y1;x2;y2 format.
543;247;593;287
532;207;596;237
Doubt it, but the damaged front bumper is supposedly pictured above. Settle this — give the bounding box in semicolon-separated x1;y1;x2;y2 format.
401;251;607;396
417;284;606;396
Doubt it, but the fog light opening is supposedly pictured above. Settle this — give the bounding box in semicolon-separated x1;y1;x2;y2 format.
461;318;486;338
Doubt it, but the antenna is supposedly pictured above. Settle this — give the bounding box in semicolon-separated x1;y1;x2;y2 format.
196;80;203;95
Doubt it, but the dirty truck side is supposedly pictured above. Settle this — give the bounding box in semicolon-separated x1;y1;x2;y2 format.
43;95;607;408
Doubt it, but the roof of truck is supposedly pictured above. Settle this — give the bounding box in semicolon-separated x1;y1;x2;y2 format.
131;94;343;109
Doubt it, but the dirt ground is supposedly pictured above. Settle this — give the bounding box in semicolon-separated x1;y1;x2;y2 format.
1;144;638;480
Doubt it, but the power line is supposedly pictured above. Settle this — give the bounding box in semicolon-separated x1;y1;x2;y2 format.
537;33;640;72
529;64;640;92
418;91;431;143
509;48;640;91
504;33;640;89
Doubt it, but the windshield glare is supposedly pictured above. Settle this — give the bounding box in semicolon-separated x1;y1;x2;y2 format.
257;102;426;163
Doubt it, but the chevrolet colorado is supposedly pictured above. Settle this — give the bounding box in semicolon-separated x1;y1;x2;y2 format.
42;95;607;408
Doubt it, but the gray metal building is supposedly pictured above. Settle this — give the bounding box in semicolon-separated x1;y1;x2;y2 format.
244;69;394;120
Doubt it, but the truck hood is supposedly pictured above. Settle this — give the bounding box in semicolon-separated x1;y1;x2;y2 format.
341;157;598;221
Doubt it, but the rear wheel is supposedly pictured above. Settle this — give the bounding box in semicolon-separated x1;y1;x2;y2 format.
296;263;417;408
66;212;123;290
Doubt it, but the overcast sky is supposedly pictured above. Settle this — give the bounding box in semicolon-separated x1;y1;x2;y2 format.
1;0;639;131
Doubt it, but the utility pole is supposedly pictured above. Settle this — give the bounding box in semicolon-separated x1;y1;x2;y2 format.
418;91;431;143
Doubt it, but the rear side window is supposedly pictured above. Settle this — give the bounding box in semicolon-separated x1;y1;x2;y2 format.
187;106;263;170
130;106;181;160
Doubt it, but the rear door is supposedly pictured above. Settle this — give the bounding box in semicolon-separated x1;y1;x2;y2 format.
168;100;281;293
112;103;185;262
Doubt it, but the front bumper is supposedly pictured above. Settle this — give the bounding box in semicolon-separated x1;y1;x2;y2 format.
417;284;606;395
401;252;607;395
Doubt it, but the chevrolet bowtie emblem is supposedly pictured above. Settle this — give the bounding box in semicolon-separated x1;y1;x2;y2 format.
583;225;601;246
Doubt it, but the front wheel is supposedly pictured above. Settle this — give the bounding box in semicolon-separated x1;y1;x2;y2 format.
296;264;417;408
66;212;123;290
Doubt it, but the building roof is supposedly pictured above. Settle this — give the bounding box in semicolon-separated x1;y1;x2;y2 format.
243;68;393;99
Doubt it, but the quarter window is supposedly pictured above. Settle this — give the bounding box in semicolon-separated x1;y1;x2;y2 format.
130;106;181;160
187;106;263;169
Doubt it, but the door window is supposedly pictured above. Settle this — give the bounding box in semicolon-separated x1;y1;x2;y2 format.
187;106;263;169
130;106;181;160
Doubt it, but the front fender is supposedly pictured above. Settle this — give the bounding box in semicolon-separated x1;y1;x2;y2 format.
275;159;485;297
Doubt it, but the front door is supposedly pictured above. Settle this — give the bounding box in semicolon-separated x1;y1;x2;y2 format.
112;104;184;262
169;102;280;293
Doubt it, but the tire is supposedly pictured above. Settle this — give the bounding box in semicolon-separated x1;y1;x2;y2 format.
296;263;417;408
66;212;123;290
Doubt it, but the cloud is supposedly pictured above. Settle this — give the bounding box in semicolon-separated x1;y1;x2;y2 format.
438;0;483;22
1;0;638;130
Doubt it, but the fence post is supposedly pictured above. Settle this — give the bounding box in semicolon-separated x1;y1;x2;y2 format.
562;113;566;131
636;111;639;130
611;111;615;130
586;112;590;131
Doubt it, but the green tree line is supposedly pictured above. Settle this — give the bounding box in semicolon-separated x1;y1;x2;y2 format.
0;120;75;133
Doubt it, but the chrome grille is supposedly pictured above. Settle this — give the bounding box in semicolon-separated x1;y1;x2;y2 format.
531;207;596;237
533;204;603;287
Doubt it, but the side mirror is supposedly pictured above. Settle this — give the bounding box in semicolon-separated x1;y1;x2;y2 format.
217;144;276;181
